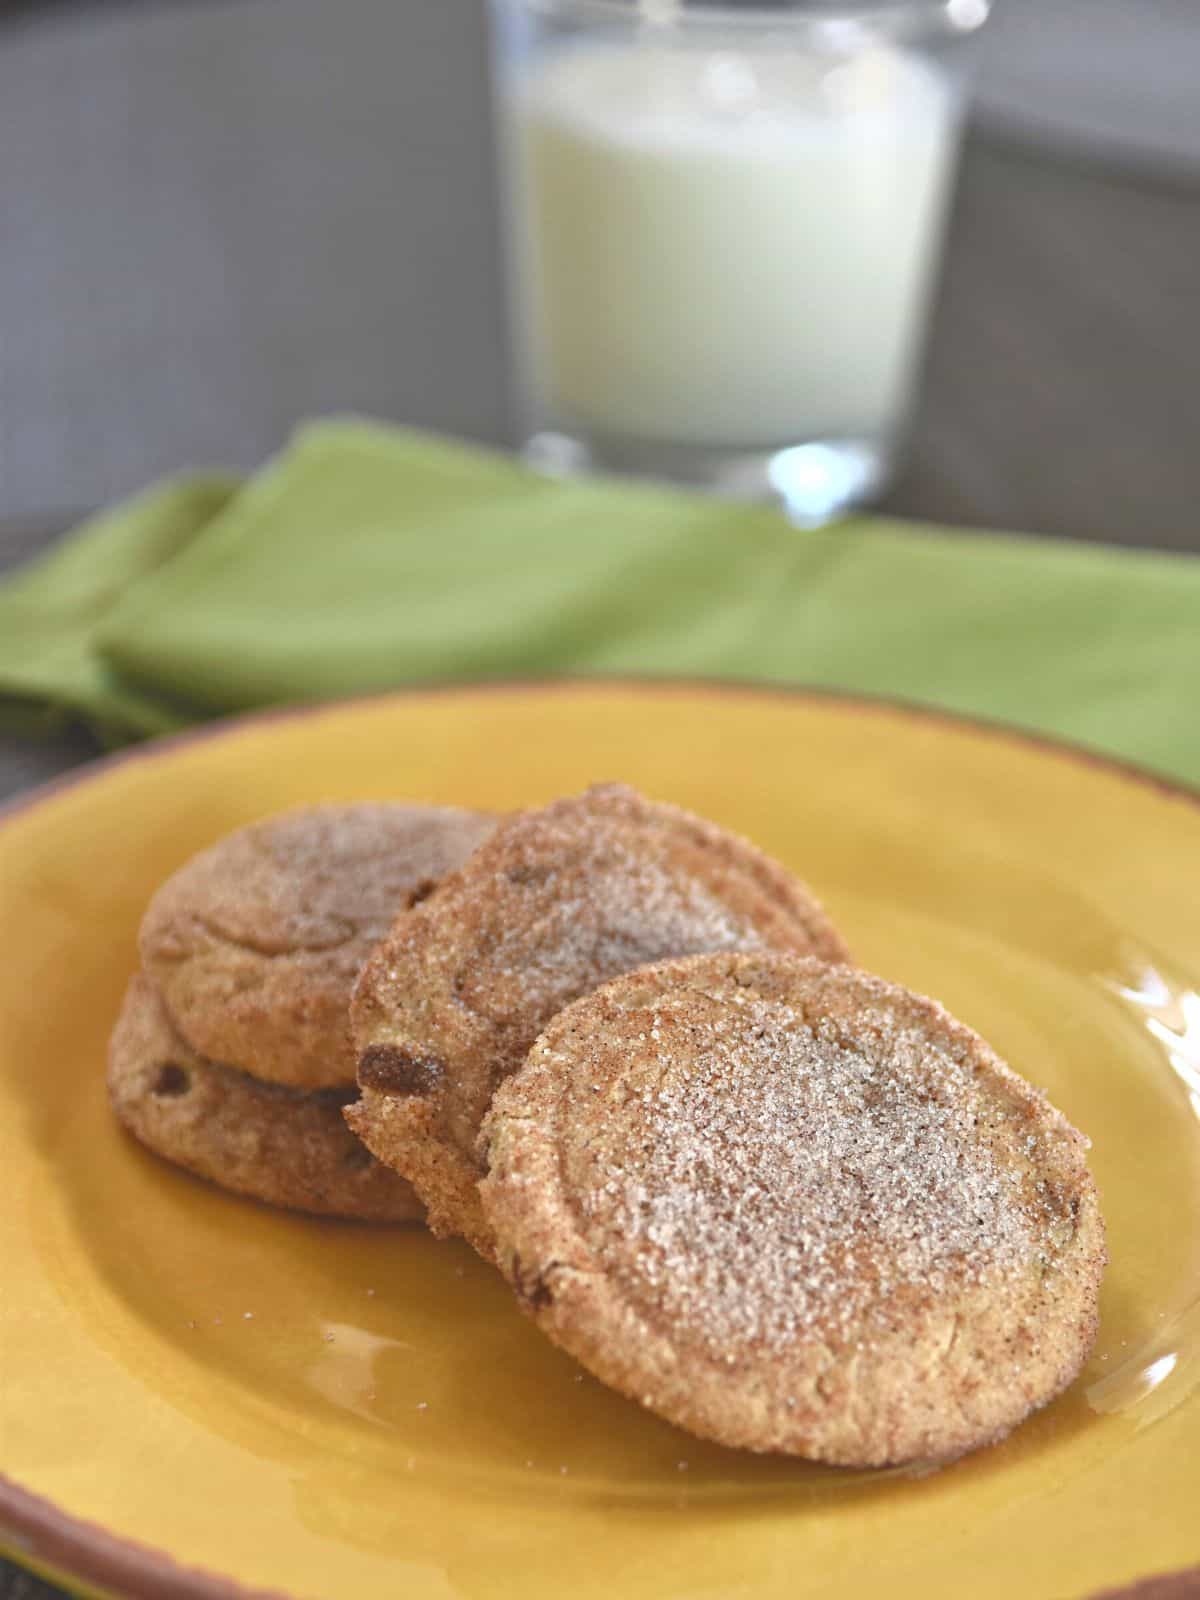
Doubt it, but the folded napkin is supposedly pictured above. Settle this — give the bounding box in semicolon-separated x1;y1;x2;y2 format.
2;419;1198;784
0;474;239;743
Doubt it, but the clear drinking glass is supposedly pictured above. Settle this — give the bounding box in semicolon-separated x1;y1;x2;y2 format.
490;0;989;523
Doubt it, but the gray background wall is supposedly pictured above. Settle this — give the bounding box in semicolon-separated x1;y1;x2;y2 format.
1;0;1198;545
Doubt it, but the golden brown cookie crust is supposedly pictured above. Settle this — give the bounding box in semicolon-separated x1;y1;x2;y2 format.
349;783;848;1256
140;803;494;1090
108;975;423;1222
479;952;1106;1465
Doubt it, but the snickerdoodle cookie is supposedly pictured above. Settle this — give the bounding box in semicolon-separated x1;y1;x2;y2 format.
348;784;848;1257
479;952;1106;1465
141;803;495;1090
108;976;422;1220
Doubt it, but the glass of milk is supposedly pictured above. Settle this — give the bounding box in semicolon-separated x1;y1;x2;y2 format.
491;0;989;522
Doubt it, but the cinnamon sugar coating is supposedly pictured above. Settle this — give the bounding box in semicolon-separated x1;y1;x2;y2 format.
141;803;494;1089
479;952;1106;1465
348;785;848;1256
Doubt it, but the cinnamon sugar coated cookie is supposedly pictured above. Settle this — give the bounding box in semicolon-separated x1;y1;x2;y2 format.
348;784;848;1257
479;953;1106;1465
140;803;495;1089
108;977;422;1221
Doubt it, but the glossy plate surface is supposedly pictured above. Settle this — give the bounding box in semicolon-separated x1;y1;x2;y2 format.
1;683;1198;1600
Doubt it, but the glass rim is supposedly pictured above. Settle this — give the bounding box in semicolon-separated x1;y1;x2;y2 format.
503;0;990;43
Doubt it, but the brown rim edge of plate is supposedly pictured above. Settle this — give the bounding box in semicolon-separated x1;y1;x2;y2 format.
0;1477;291;1600
1;677;1198;1600
1;678;1198;830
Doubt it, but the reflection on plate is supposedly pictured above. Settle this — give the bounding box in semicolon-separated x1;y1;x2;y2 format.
1;683;1198;1600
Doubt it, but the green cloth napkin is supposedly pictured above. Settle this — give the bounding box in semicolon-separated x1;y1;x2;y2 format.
0;474;239;742
2;418;1198;783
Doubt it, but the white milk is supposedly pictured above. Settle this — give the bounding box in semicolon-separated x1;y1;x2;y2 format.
503;43;961;450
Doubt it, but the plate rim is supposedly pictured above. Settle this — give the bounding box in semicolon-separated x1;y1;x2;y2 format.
1;678;1198;830
2;676;1198;1600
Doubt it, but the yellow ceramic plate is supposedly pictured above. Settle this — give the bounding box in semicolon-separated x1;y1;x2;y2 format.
2;684;1198;1600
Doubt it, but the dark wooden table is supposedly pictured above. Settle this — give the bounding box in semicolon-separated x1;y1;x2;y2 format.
2;3;1199;1595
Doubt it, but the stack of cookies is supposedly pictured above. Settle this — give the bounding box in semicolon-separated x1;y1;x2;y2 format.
108;803;493;1220
110;783;1105;1467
